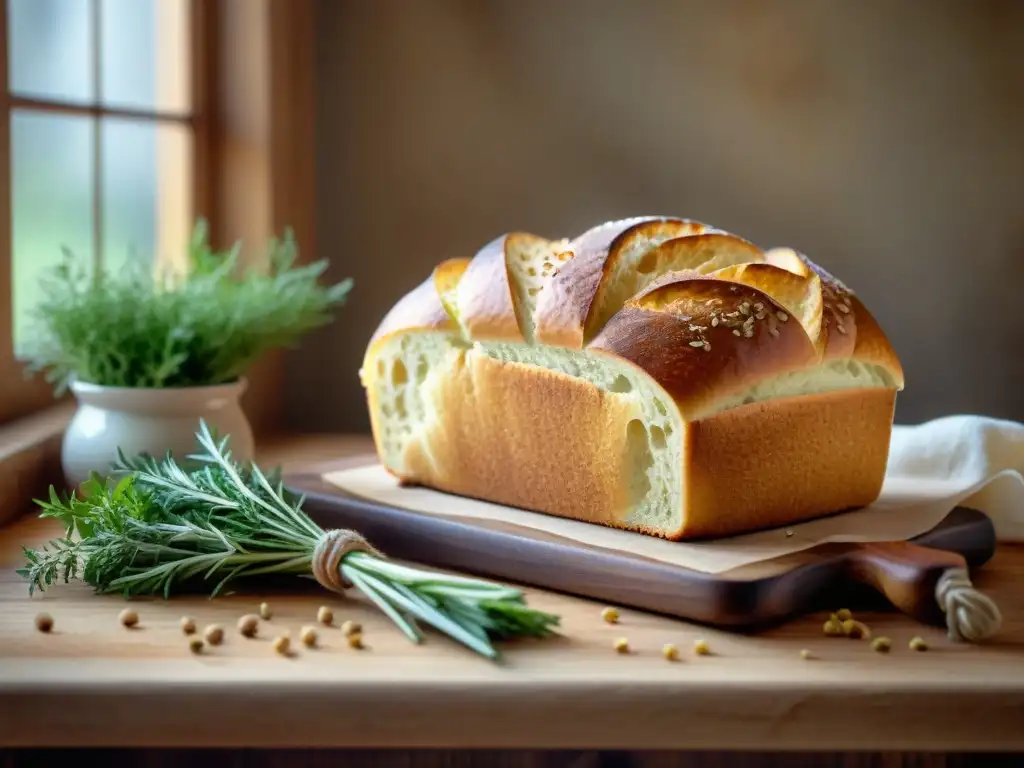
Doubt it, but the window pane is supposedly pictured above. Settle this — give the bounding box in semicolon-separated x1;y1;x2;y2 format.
8;0;94;103
11;111;96;351
101;0;190;112
102;119;193;275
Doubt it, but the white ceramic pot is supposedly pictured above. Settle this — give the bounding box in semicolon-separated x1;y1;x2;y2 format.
61;378;255;489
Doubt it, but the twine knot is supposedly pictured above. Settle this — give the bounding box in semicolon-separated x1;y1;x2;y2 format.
312;529;382;593
935;567;1002;643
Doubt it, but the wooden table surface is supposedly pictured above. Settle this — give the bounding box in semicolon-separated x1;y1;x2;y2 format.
0;435;1022;753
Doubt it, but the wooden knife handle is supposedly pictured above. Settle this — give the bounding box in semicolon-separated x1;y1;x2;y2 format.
844;541;967;626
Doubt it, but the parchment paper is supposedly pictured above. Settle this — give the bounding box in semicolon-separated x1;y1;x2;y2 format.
322;415;1024;575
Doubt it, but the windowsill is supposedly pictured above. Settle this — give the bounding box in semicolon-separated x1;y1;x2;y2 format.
0;401;74;527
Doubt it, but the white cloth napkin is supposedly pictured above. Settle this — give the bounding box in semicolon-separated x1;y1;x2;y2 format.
887;414;1024;543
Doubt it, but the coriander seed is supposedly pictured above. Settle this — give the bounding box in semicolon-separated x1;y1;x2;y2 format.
843;619;871;640
693;639;710;656
259;601;272;620
347;632;364;650
601;607;620;624
34;612;53;633
871;636;892;653
317;605;334;625
180;616;196;635
341;620;362;637
119;608;139;628
909;636;928;652
823;618;844;637
613;637;629;654
238;614;260;638
301;626;318;647
204;624;225;646
662;643;679;661
189;638;204;655
799;649;813;660
272;634;291;655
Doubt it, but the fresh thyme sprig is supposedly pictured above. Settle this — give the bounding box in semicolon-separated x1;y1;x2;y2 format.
19;422;560;660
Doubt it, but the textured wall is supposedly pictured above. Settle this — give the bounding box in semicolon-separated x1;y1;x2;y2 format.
288;0;1024;432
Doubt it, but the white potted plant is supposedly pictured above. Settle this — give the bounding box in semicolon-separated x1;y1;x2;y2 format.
22;220;353;488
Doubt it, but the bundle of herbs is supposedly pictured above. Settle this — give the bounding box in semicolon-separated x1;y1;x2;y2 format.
22;220;353;393
20;422;561;660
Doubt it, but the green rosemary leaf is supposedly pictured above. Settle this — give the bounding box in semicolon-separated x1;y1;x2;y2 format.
19;421;561;660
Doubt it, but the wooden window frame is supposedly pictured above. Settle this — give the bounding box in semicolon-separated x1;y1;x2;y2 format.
0;0;316;438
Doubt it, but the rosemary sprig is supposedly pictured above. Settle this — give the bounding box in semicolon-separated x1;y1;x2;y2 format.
19;422;560;660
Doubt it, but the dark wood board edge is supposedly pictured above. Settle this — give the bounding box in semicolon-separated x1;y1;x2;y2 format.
284;457;997;632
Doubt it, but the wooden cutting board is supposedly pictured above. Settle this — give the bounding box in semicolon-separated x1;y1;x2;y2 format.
284;456;998;633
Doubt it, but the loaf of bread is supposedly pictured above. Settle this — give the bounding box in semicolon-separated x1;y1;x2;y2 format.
359;216;904;540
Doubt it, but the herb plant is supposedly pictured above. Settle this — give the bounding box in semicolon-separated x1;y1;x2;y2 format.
19;422;560;660
23;220;353;392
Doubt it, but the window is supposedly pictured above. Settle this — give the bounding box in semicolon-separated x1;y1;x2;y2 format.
0;0;204;424
0;0;316;432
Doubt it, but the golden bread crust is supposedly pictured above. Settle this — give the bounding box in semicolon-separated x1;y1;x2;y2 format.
534;217;711;348
363;215;905;541
366;274;452;349
456;233;541;342
680;387;896;539
593;277;819;419
392;349;894;541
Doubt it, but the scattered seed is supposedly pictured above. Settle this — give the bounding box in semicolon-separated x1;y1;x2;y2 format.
34;612;53;633
341;620;362;637
317;605;334;625
693;639;710;656
180;616;196;635
777;311;789;322
871;636;892;653
823;617;845;637
662;643;680;661
613;637;630;654
799;649;813;660
688;340;705;348
909;636;928;652
259;602;272;620
272;634;291;655
204;625;225;646
843;619;871;640
347;632;364;650
238;614;260;638
189;638;205;655
785;529;794;537
836;609;853;622
601;607;620;624
301;626;318;648
732;329;741;336
119;608;139;628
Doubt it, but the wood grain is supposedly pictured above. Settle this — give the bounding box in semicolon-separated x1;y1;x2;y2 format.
0;436;1022;752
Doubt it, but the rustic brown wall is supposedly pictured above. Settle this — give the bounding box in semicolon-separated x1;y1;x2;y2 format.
287;0;1024;433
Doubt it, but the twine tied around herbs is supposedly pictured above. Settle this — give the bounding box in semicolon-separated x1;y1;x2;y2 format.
935;567;1002;643
311;529;384;593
